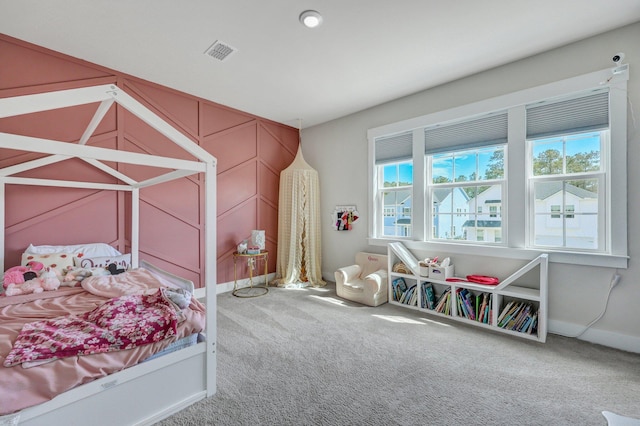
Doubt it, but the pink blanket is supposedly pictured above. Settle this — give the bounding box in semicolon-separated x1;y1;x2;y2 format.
0;267;205;416
3;289;178;367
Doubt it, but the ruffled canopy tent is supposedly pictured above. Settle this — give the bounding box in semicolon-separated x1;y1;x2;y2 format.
272;147;325;288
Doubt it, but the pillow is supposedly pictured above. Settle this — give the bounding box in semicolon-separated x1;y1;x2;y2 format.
74;254;132;271
21;252;75;274
25;243;122;258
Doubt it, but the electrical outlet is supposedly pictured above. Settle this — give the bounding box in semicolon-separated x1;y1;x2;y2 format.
611;274;621;288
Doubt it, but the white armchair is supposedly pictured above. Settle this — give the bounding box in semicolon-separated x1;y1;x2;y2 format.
335;252;388;306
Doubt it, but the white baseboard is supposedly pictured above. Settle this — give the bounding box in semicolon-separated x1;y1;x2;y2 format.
549;319;640;353
194;273;276;300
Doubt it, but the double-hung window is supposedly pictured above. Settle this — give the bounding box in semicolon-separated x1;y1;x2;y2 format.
527;90;608;251
368;66;627;267
426;113;507;244
374;132;413;238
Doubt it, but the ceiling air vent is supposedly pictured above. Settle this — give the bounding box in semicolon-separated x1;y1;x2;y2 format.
204;40;237;62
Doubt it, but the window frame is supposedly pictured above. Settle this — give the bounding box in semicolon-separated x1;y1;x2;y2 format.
368;67;628;268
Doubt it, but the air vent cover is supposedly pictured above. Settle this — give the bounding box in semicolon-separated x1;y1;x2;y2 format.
204;40;237;61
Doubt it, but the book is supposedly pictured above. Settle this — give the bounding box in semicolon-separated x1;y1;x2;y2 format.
435;288;451;314
392;278;407;301
497;301;514;324
506;304;530;330
462;289;476;320
478;293;489;323
456;291;467;318
408;286;418;306
424;283;436;309
400;284;416;305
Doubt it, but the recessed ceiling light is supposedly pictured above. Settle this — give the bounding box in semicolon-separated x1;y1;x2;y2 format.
299;10;322;28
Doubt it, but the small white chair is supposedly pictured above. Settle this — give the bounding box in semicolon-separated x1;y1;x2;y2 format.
335;252;388;306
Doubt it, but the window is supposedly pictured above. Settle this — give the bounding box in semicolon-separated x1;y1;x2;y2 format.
529;131;604;250
426;112;507;244
429;145;505;242
368;66;628;267
379;162;413;237
374;132;413;238
565;205;575;219
527;91;608;251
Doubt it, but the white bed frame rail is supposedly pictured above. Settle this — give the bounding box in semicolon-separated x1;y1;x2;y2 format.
0;84;217;425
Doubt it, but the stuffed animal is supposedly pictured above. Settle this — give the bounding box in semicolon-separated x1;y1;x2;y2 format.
2;261;45;289
3;269;25;289
4;267;61;296
62;267;93;286
164;288;192;309
40;267;61;291
5;278;45;296
24;261;44;273
91;267;111;277
107;263;126;275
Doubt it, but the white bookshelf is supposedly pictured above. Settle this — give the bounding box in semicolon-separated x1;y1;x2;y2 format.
387;242;548;342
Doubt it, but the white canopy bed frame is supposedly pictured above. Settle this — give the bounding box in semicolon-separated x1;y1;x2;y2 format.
0;84;216;425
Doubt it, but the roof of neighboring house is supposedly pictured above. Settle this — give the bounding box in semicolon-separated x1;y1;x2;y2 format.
462;220;502;228
383;189;412;205
535;181;597;200
432;187;470;204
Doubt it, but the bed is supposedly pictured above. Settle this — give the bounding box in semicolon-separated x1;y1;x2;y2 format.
0;85;217;425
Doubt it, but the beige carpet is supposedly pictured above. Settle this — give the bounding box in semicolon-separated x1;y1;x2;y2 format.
158;283;640;425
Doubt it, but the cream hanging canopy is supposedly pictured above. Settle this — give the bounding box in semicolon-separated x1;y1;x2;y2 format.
273;146;325;287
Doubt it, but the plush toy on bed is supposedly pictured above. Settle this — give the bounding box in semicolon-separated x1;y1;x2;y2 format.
5;279;46;296
2;261;45;290
4;267;61;296
62;267;93;286
107;263;126;275
39;267;61;291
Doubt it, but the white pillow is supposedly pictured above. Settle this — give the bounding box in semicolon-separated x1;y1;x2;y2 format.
74;253;132;271
21;252;75;274
25;243;122;258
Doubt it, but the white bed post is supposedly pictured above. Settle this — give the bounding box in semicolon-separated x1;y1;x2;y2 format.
131;187;140;268
0;181;4;273
204;161;217;396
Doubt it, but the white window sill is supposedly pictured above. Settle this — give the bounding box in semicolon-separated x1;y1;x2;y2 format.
368;238;628;269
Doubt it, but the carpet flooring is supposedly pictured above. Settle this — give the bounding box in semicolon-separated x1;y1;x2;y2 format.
158;283;640;425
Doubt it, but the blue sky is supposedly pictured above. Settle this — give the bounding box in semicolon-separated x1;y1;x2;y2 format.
432;146;502;182
532;132;600;157
383;162;413;184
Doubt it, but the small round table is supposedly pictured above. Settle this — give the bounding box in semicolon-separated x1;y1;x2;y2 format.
232;250;269;298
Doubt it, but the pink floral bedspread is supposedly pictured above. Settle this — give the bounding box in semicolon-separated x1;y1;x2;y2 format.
3;289;178;367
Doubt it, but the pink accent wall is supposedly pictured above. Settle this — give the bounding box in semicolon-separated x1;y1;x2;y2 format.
0;34;298;288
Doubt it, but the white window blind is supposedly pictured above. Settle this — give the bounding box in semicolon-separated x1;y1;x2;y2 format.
375;132;413;164
526;90;609;139
425;112;507;155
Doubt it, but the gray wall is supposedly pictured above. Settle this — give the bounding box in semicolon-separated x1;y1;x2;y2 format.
301;22;640;352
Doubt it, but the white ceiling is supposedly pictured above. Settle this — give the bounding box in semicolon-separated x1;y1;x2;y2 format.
1;1;640;128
